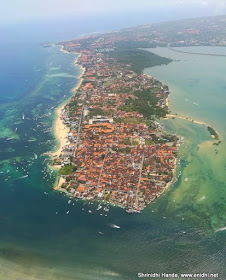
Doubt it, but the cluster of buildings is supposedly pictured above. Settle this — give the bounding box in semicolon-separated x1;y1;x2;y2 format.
59;16;226;55
54;40;178;212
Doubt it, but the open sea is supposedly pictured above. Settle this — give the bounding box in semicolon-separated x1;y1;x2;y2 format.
0;22;226;280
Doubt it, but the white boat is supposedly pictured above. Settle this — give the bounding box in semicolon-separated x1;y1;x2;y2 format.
109;223;120;229
88;210;92;213
103;207;109;212
68;200;71;204
98;232;104;235
97;205;102;211
66;211;70;214
22;113;25;120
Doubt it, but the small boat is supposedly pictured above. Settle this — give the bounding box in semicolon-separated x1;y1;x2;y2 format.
22;113;25;120
109;223;120;229
103;207;109;212
97;205;102;211
44;192;48;195
88;210;92;213
68;200;71;204
66;211;70;214
98;232;104;235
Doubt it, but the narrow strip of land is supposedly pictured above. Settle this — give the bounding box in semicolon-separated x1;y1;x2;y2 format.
167;43;226;57
166;114;219;140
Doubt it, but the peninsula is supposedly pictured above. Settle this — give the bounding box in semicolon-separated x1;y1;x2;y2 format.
51;14;224;211
50;33;181;213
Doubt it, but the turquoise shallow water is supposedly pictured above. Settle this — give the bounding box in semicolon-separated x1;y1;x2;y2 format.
145;46;226;229
0;44;226;279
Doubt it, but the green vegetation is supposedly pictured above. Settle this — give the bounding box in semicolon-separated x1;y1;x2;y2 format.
88;108;105;118
122;138;139;145
145;139;153;145
162;134;179;142
105;193;111;201
213;140;221;146
109;49;172;74
67;100;77;108
114;41;158;49
114;117;147;124
119;89;168;119
207;126;219;140
112;146;131;154
59;165;77;175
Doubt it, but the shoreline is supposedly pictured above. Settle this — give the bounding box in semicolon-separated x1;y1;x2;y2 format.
51;50;84;189
51;104;70;158
52;51;84;159
60;45;70;54
164;157;179;191
165;114;220;140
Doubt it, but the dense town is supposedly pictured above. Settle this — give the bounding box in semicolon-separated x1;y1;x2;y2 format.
53;34;179;213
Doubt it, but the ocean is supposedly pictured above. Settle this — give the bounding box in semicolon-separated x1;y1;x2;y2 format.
0;22;226;279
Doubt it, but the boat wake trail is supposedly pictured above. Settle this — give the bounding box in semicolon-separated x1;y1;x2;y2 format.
14;175;29;180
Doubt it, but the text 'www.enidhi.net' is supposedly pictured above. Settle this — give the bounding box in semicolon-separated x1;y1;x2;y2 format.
138;272;219;278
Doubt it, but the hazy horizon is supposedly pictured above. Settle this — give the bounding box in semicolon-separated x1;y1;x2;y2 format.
1;0;226;26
